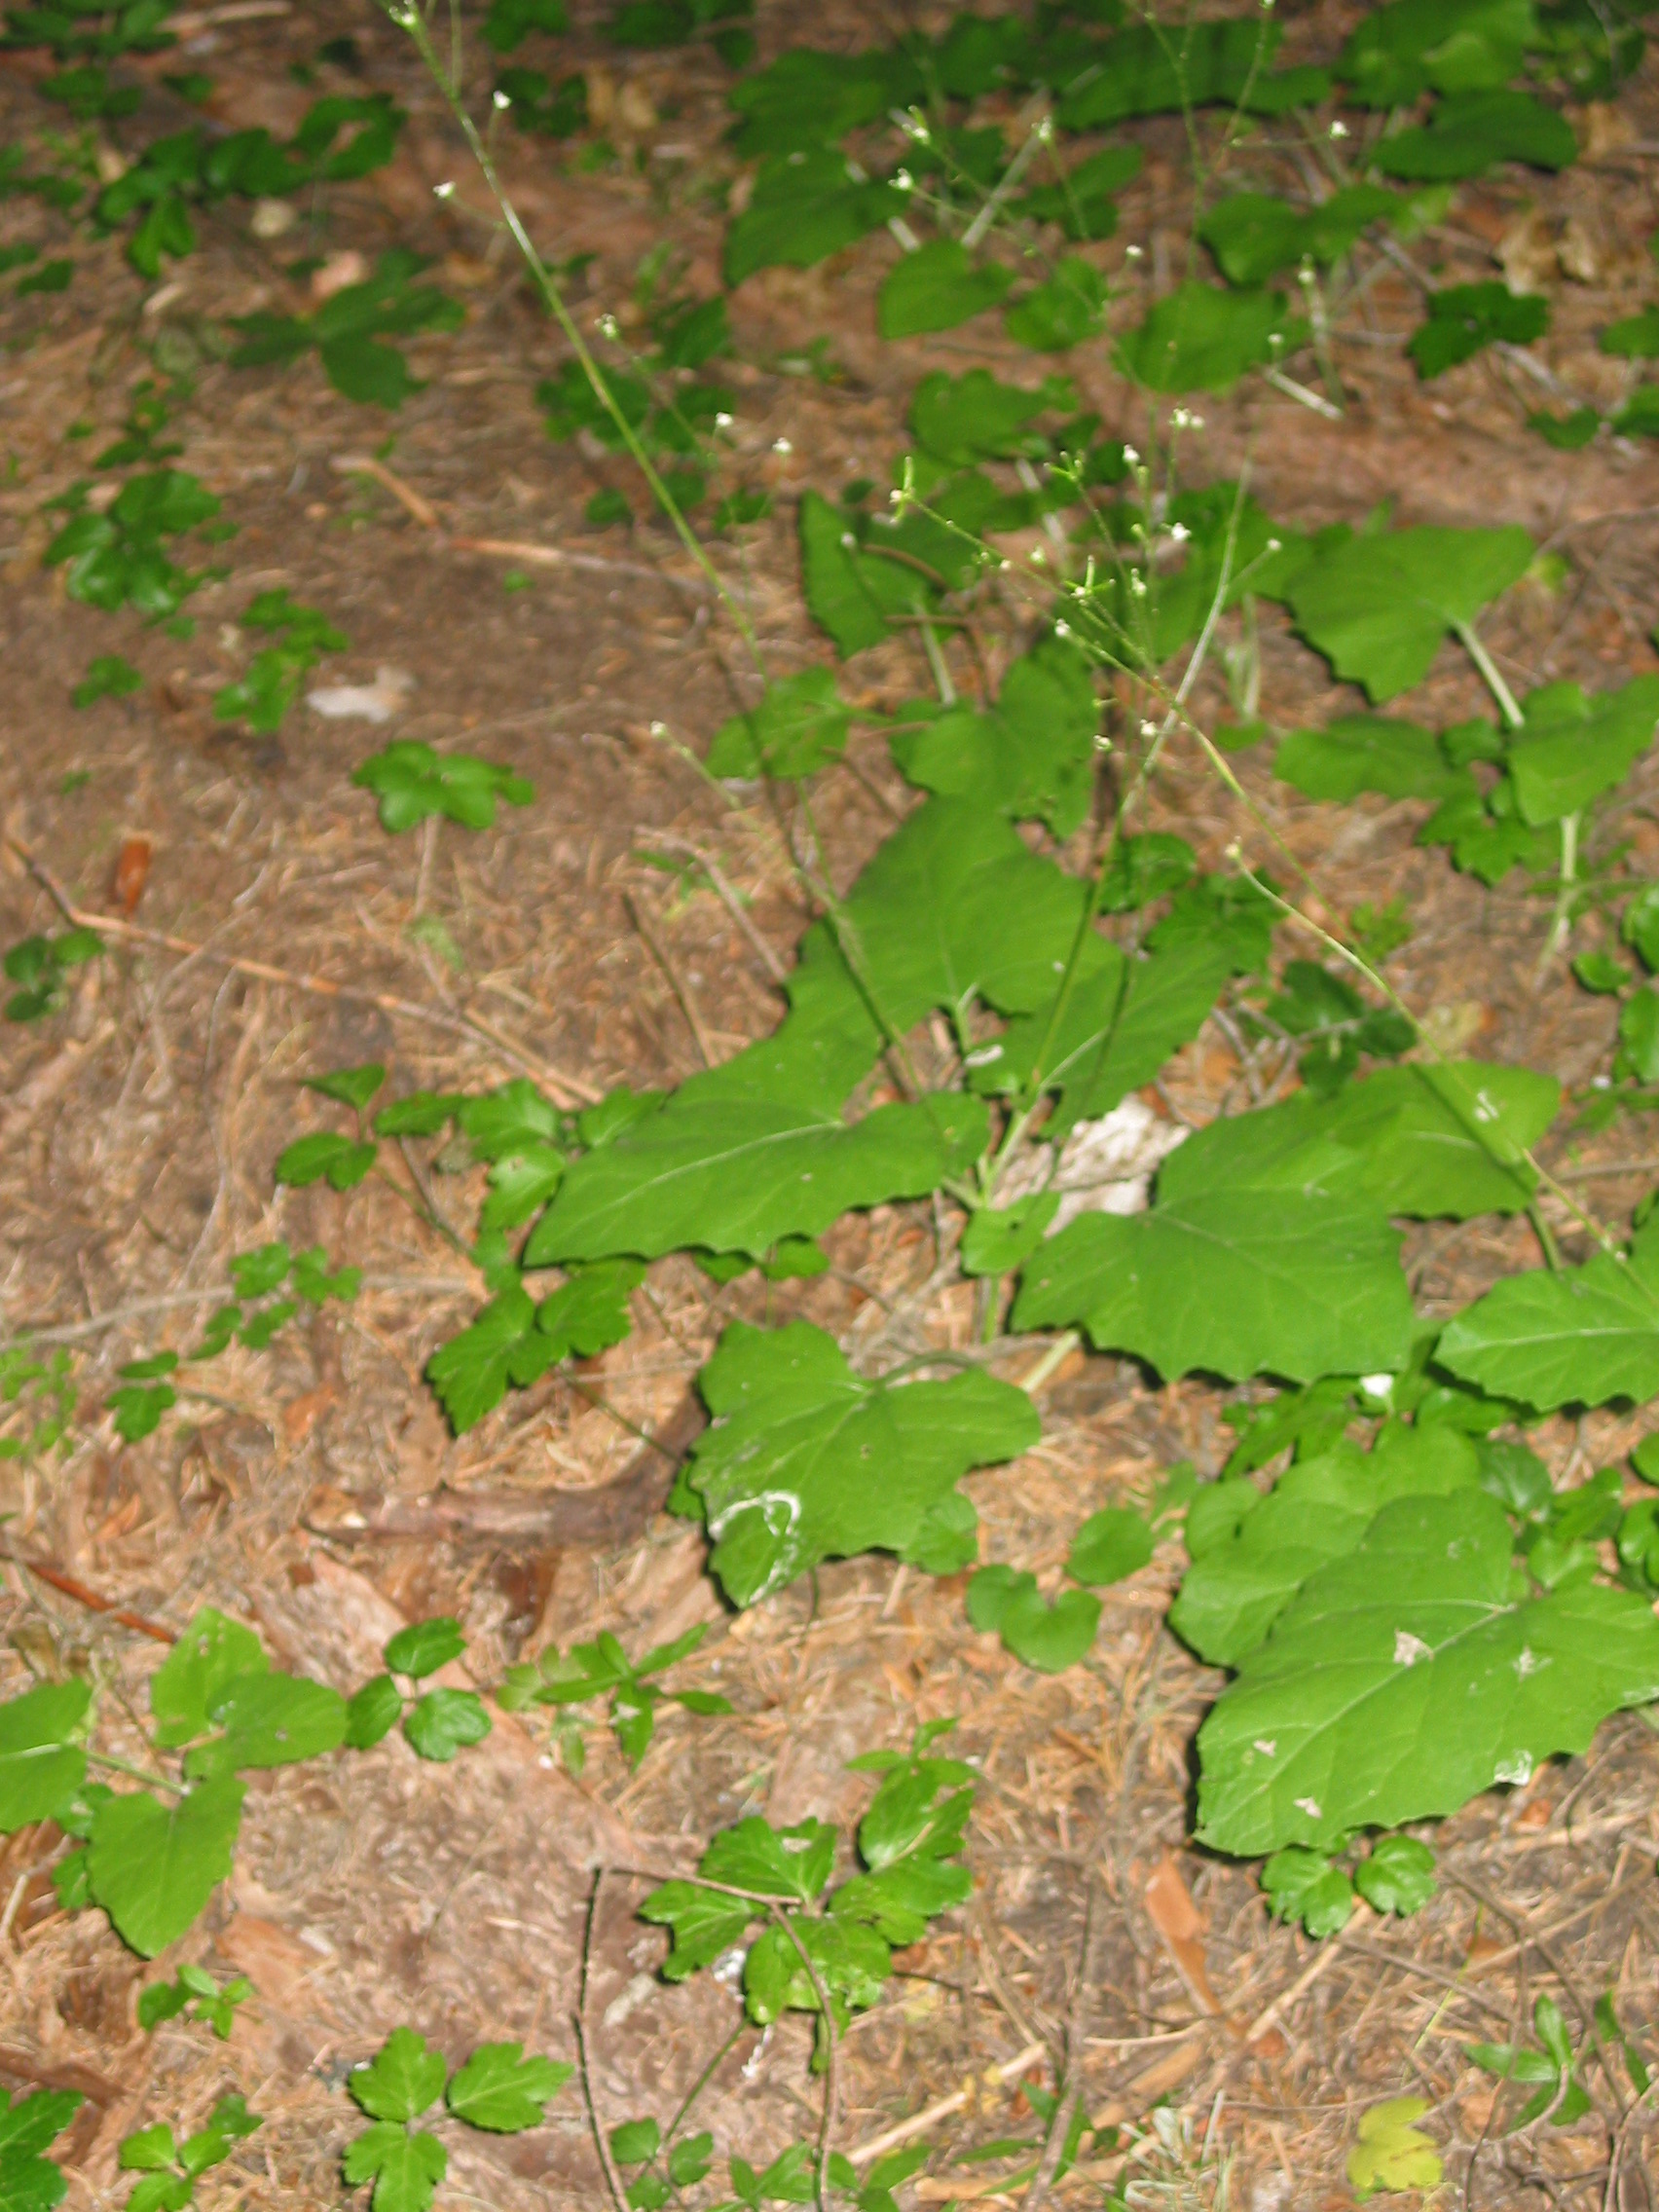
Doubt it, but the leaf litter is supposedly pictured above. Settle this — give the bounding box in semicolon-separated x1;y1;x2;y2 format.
4;0;1659;2208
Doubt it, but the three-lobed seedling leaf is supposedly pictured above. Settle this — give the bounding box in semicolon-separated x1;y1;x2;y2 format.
138;1963;253;2041
4;927;101;1022
351;742;535;831
345;1617;493;1763
119;2095;261;2212
344;2030;570;2212
497;1622;731;1770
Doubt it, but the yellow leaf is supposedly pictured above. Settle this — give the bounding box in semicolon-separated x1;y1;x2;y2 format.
1346;2097;1443;2202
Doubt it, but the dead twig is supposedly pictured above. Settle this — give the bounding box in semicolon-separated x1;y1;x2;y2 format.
8;1558;175;1644
331;452;441;529
8;839;600;1105
448;535;712;593
625;889;716;1068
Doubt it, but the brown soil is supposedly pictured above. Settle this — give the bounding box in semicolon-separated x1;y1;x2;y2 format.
4;3;1659;2208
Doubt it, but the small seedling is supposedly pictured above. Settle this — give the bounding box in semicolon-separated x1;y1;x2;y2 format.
119;2095;261;2212
344;2028;571;2212
344;1618;494;1762
4;927;101;1020
497;1623;731;1770
350;742;534;830
138;1964;254;2040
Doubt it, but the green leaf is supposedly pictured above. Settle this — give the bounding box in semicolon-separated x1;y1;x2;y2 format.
183;1672;347;1779
1014;143;1141;240
1505;677;1659;824
707;670;850;780
1262;1845;1355;1936
1004;258;1106;352
536;1259;643;1360
1056;16;1286;128
445;2046;572;2131
1529;403;1600;449
385;1618;465;1679
87;1779;245;1956
1347;2099;1443;2202
1355;1834;1437;1915
307;1063;385;1113
351;742;534;832
0;2089;81;2212
1409;281;1548;377
404;1689;491;1761
274;1131;378;1190
344;1674;404;1750
1067;1508;1154;1587
119;2125;176;2172
1014;1103;1416;1384
966;1567;1100;1672
151;1608;266;1748
1341;0;1533;105
1115;282;1293;393
72;653;142;709
1172;1426;1484;1666
1288;524;1534;702
523;1088;984;1269
1195;1490;1659;1855
683;1320;1039;1605
975;933;1231;1137
426;1286;555;1435
1198;184;1397;284
0;1681;90;1831
908;368;1072;467
889;635;1099;836
610;2120;660;2165
350;2029;448;2123
723;151;903;286
1375;89;1577;180
798;491;898;657
343;2124;447;2212
878;240;1013;339
1273;715;1471;803
1439;1217;1659;1409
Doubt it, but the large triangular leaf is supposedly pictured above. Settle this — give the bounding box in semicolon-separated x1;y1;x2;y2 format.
1013;1097;1417;1382
878;240;1014;339
1195;1490;1659;1855
525;1092;986;1265
1315;1060;1558;1218
684;1321;1040;1604
1288;526;1534;703
1014;1191;1413;1383
1437;1215;1659;1410
1171;1425;1482;1666
1115;281;1291;394
1374;88;1577;179
87;1778;245;1956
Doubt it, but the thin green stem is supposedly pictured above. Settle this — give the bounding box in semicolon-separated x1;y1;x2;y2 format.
1538;811;1581;976
382;1;761;669
86;1748;182;1794
1455;620;1525;730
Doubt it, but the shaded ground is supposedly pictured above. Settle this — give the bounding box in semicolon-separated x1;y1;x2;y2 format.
5;3;1659;2208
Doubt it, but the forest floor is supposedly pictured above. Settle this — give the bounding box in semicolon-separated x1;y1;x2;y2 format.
5;2;1659;2208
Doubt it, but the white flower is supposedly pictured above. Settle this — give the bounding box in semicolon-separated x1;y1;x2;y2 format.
493;89;511;108
773;436;793;454
434;180;456;199
1330;119;1349;138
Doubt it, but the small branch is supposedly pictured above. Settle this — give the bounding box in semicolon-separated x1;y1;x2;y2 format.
0;1272;476;1352
847;2041;1049;2167
635;832;791;985
447;534;712;594
6;840;600;1106
9;1558;176;1643
331;452;441;530
625;890;716;1068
